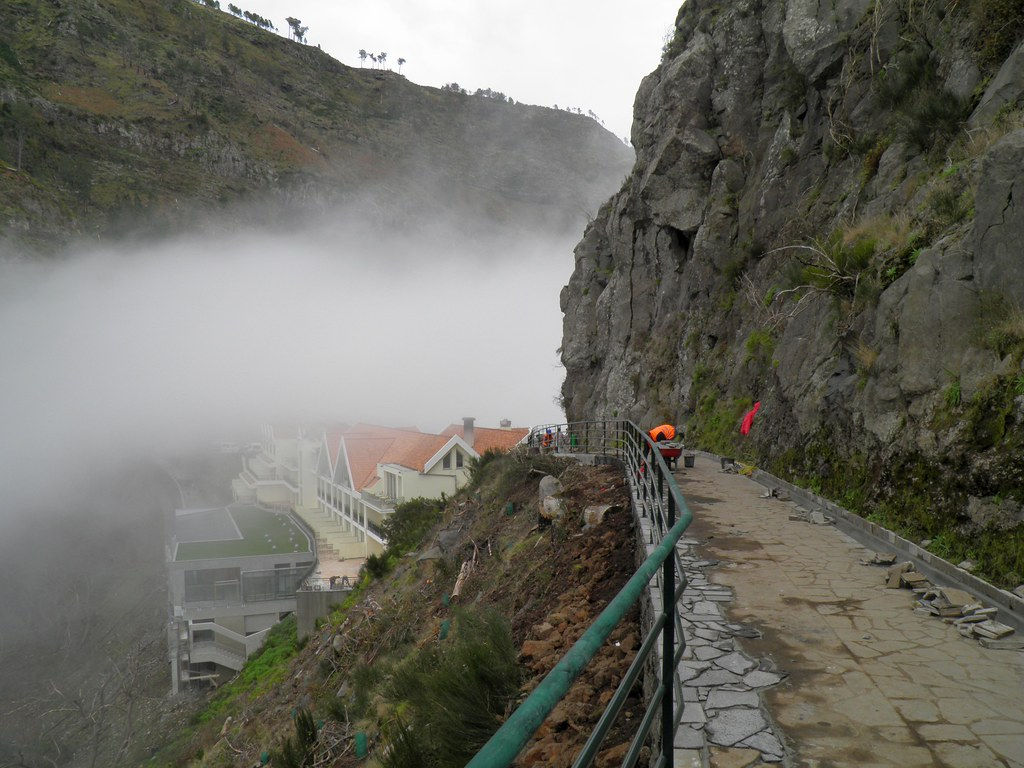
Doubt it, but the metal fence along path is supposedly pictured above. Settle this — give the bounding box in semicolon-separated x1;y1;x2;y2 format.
467;420;694;768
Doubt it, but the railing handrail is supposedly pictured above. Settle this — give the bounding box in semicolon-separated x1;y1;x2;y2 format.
467;420;693;768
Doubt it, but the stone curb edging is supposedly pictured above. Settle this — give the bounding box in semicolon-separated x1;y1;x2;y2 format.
690;450;1024;634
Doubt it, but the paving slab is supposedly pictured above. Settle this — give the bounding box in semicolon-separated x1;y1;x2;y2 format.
706;708;768;746
674;459;1024;768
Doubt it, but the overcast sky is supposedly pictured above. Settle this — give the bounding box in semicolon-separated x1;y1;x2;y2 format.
249;0;682;139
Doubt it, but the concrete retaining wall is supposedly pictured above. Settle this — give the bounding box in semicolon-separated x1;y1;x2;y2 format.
297;588;352;640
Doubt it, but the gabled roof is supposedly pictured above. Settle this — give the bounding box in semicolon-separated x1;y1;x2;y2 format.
380;432;451;472
323;428;345;472
314;422;525;492
422;434;474;474
441;424;529;454
344;435;396;491
339;424;453;489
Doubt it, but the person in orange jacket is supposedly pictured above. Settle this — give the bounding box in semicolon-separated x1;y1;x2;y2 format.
648;424;677;443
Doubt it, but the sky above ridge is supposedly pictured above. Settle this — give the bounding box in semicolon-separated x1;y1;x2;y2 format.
248;0;683;140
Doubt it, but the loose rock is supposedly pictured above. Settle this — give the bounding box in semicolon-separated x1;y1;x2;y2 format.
583;503;618;528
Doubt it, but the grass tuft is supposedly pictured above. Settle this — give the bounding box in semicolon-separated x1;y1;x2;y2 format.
367;607;522;767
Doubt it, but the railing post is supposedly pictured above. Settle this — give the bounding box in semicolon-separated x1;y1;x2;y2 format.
661;480;676;763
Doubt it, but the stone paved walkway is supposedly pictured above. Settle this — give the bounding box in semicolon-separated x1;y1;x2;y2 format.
673;458;1024;768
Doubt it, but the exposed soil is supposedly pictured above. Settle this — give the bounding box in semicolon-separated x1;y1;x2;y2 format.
176;454;645;767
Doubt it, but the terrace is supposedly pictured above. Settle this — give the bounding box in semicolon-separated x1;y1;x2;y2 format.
173;504;312;562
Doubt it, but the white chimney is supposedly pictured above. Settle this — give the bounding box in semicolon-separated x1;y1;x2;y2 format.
499;418;512;430
463;417;475;447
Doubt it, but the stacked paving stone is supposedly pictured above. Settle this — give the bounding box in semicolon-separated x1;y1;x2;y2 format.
874;559;1020;648
675;538;788;764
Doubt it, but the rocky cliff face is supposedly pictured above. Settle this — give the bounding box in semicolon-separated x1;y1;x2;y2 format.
561;0;1024;582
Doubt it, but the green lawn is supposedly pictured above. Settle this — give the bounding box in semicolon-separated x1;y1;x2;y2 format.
175;507;310;561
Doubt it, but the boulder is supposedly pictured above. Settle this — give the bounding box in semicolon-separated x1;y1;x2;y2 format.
583;503;618;528
416;546;442;561
540;496;567;522
972;130;1024;308
782;0;872;82
437;528;461;554
538;475;567;522
970;39;1024;126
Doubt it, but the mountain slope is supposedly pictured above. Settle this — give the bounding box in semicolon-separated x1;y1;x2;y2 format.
560;0;1024;585
0;0;632;250
152;453;638;768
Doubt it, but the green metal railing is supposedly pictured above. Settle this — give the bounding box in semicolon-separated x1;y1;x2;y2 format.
466;420;693;768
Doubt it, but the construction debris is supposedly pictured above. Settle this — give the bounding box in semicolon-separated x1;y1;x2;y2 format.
874;560;1021;647
786;505;833;526
901;572;929;588
978;636;1024;650
973;620;1015;639
884;561;916;589
757;486;790;501
860;552;898;566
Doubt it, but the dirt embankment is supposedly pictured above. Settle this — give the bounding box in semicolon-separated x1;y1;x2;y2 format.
176;452;643;768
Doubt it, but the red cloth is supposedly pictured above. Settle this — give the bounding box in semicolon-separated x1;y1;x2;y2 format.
740;401;761;436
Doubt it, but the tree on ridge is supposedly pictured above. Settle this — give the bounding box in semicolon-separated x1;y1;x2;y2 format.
285;17;308;43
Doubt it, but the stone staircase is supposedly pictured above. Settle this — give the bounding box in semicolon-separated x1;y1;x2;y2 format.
296;508;366;559
189;641;246;672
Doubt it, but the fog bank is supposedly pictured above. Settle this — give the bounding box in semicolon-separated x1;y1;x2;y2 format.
0;221;572;520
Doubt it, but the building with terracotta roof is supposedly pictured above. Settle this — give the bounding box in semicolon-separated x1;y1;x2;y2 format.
440;419;531;455
311;418;527;556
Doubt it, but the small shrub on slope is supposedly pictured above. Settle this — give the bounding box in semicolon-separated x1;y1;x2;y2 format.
375;607;522;767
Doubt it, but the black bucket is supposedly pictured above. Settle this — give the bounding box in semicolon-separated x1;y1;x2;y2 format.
684;454;696;469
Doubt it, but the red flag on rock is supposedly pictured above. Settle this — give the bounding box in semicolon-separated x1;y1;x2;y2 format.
740;401;761;436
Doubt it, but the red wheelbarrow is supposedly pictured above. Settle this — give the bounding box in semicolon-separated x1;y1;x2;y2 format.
657;441;683;469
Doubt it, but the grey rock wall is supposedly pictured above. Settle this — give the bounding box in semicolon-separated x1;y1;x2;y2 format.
560;0;1024;504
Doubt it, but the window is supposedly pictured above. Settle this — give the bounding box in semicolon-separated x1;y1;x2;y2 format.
456;451;463;468
192;629;214;642
443;452;451;469
184;567;241;602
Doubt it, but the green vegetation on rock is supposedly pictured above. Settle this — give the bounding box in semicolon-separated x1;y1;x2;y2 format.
369;608;521;768
364;497;444;579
